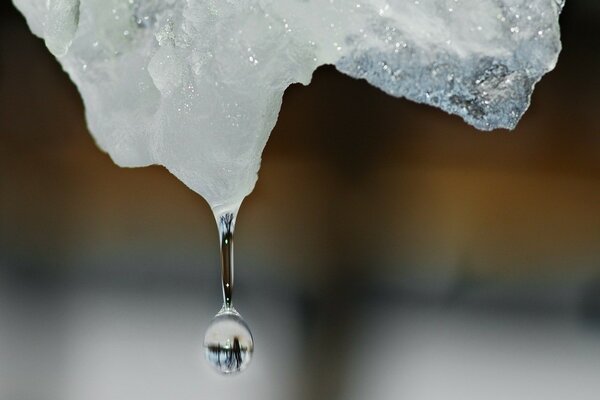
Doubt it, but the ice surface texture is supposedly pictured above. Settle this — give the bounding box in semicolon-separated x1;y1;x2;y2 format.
13;0;563;212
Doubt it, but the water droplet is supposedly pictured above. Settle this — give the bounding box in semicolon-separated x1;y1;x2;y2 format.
203;211;254;374
204;307;254;374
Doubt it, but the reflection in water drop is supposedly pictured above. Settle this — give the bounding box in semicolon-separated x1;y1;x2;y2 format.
203;211;254;374
204;308;254;374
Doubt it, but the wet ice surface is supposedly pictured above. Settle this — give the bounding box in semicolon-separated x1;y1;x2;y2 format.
13;0;563;211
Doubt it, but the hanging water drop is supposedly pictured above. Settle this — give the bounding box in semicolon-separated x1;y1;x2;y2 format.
203;211;254;374
204;307;254;374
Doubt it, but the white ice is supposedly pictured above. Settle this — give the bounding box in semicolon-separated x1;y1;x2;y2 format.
13;0;564;213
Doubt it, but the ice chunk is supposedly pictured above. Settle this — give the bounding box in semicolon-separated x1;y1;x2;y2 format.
12;0;563;213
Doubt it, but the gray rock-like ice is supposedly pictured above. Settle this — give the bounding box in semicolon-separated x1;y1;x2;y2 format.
13;0;564;213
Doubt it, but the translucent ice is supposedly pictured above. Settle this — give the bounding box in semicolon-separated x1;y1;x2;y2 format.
13;0;563;212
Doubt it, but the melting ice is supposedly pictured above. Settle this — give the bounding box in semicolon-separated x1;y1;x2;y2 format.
13;0;563;212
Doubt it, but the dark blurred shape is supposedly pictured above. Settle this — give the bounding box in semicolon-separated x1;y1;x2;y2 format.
581;276;600;326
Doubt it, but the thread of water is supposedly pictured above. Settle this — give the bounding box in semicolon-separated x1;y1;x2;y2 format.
203;211;254;374
219;212;235;309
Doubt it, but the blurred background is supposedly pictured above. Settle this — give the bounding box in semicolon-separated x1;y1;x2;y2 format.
1;1;599;399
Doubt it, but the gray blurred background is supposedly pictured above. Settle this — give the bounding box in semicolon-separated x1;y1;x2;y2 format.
1;1;599;399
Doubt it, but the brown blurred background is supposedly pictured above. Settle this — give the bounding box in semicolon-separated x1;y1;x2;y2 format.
1;2;599;400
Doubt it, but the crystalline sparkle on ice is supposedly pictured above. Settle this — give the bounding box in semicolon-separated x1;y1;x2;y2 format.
13;0;564;212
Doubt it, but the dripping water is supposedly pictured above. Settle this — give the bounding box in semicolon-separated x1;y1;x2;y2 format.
203;211;254;374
